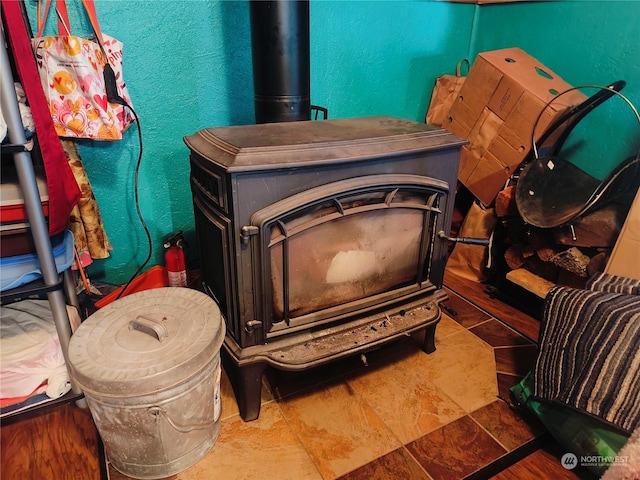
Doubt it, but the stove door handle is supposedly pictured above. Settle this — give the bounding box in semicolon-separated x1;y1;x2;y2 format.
438;231;490;246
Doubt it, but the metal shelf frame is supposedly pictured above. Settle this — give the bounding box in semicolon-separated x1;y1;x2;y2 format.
1;25;84;415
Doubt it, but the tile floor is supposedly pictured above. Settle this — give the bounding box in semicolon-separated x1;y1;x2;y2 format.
108;288;547;480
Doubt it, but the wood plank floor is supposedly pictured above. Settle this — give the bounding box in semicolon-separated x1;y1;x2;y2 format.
0;403;104;480
491;442;598;480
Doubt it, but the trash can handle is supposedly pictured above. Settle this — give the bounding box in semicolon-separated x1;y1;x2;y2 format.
148;406;219;432
129;315;168;342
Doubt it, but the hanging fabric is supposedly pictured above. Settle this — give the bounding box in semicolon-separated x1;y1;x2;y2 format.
61;140;112;266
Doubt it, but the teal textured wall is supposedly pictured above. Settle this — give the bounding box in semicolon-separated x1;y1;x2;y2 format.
310;1;474;120
25;0;638;284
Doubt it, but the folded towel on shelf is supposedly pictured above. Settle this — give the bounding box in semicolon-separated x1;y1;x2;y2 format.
0;382;47;409
45;365;71;399
0;299;70;399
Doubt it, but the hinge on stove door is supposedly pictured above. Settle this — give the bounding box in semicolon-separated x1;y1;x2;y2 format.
240;225;259;244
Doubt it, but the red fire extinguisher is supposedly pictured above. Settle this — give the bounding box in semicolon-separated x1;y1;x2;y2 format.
164;231;188;287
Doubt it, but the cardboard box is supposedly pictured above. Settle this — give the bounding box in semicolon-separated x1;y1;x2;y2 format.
443;47;587;206
606;187;640;280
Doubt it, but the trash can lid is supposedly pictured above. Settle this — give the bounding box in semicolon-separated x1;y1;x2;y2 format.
68;287;225;396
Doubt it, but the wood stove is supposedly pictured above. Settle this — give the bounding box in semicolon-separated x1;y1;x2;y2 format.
185;116;464;421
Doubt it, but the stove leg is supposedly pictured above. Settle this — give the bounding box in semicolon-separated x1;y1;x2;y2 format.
422;322;437;354
221;350;266;422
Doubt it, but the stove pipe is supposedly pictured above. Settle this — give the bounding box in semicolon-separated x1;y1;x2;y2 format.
249;0;310;123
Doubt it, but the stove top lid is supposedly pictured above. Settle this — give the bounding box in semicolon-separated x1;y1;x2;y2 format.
184;116;466;172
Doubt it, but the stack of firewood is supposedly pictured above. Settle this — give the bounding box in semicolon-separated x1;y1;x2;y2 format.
493;186;629;296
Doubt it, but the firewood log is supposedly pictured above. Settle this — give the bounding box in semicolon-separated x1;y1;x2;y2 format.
553;204;626;248
505;268;555;298
495;186;518;217
587;251;609;277
550;247;591;277
504;244;535;270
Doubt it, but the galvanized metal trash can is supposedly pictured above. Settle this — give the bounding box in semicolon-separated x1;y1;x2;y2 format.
68;287;225;479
